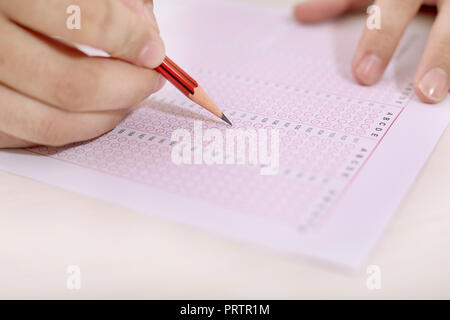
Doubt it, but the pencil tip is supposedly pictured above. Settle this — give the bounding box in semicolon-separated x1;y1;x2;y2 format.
221;113;232;126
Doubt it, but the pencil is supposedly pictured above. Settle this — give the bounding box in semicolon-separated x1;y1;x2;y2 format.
155;57;232;126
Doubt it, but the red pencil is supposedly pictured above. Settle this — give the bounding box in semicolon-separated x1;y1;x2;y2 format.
155;57;232;126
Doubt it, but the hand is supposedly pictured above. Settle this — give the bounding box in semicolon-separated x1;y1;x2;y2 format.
0;0;165;148
294;0;450;104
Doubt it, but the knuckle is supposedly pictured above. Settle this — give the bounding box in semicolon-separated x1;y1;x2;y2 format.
363;28;398;58
113;17;150;59
80;0;151;59
422;34;450;70
378;31;398;50
52;63;101;111
95;0;116;39
433;36;450;57
80;0;115;45
96;0;115;29
36;116;71;147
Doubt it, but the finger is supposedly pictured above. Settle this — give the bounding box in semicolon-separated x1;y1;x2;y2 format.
141;0;160;34
0;84;128;147
352;0;422;86
0;17;165;112
122;0;158;32
0;131;33;149
0;0;165;69
294;0;367;23
414;0;450;103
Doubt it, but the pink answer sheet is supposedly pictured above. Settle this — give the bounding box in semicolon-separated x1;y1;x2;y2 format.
1;0;449;268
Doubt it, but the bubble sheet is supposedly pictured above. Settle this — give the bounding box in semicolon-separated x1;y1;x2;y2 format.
1;0;449;268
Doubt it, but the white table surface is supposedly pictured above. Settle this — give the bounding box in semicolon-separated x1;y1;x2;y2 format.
1;0;449;299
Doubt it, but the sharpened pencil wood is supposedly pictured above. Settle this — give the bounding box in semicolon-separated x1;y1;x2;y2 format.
155;57;231;126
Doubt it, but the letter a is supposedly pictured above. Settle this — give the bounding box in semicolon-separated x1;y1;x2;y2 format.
66;5;81;30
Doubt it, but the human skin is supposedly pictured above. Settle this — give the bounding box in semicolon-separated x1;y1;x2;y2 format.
294;0;450;104
0;0;164;148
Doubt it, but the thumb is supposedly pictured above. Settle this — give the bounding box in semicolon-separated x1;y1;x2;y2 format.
119;0;165;68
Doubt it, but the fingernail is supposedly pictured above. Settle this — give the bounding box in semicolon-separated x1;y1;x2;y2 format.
355;54;383;85
153;74;167;92
418;68;449;103
144;3;160;33
138;41;165;69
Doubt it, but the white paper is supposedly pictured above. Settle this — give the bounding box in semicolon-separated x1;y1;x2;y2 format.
1;0;449;268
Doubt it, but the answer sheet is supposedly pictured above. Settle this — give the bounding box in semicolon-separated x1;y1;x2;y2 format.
1;0;449;268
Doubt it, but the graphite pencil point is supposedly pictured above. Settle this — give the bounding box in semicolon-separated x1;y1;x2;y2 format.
221;113;233;126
